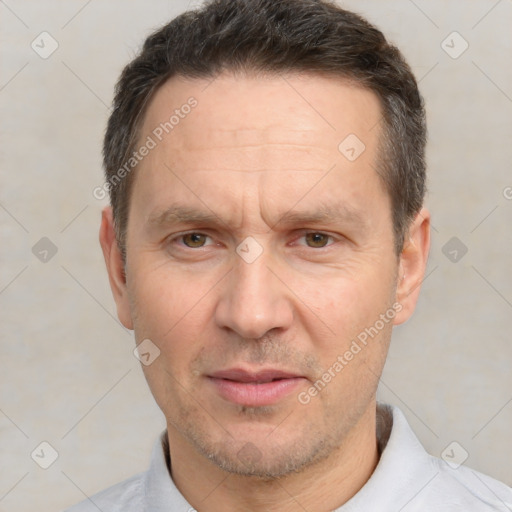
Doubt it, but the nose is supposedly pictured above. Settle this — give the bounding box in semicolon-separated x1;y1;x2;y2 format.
214;253;294;340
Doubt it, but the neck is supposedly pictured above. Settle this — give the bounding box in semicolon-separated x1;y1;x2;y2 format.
167;400;380;512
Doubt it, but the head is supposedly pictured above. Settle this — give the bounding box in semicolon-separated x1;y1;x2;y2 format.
100;0;430;479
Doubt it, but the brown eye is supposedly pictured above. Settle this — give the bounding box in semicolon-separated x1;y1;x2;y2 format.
305;233;330;248
182;233;208;248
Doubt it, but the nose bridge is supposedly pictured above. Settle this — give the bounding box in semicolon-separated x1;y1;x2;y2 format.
214;248;293;339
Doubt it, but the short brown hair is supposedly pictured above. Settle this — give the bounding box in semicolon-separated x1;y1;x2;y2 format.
103;0;426;256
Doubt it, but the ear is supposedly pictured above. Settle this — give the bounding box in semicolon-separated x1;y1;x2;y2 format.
99;206;133;330
393;208;430;325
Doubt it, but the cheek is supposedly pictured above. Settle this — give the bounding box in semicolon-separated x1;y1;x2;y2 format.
293;266;397;405
297;266;395;339
128;265;214;360
130;271;215;412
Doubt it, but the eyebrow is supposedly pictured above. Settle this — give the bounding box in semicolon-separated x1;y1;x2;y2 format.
146;202;367;232
274;203;367;230
146;205;224;229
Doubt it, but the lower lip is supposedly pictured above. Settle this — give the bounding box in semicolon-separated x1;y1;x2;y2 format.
208;377;305;406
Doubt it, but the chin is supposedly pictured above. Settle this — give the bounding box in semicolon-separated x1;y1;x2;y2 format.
190;426;340;480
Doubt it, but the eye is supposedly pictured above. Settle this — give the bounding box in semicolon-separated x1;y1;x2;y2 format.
170;231;336;251
180;233;210;248
303;232;334;248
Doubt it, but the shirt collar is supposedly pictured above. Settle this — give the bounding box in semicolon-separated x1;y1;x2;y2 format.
141;431;192;511
337;403;437;511
141;402;435;511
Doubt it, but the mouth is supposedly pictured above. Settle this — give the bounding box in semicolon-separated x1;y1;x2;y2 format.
207;368;306;406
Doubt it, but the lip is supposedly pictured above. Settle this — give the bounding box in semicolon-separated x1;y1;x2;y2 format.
208;368;306;407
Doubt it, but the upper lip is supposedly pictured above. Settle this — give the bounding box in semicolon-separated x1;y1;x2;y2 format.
209;368;303;383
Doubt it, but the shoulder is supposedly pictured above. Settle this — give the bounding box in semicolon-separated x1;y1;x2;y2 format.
420;454;512;510
373;404;512;511
63;472;145;512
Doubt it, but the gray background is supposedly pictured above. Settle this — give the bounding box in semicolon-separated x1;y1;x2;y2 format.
0;1;511;510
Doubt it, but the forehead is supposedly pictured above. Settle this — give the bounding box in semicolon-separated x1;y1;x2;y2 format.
132;72;387;229
141;72;382;157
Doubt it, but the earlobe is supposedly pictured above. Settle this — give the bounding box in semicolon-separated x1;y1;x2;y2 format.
393;208;431;326
99;207;134;330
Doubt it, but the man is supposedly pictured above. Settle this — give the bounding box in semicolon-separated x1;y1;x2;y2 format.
67;0;512;510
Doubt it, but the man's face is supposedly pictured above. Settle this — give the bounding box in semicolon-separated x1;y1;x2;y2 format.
114;73;414;477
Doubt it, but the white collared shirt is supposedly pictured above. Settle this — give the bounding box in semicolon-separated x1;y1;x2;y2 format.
64;403;512;511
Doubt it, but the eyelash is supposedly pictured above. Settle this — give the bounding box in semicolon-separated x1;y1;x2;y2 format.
168;231;338;250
